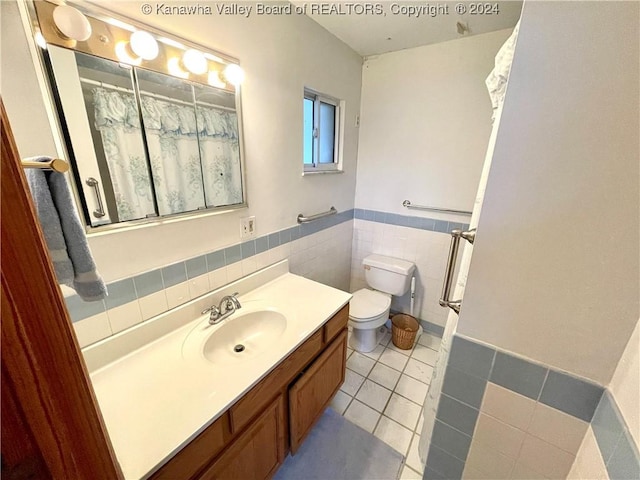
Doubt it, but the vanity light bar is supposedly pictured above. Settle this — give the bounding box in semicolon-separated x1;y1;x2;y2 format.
32;0;243;90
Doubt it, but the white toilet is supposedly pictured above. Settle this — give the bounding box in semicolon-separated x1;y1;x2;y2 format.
349;254;416;352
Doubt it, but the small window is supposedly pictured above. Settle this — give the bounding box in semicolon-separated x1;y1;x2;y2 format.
303;88;341;173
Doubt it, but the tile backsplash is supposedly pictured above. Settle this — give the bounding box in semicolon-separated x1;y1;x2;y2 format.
67;210;354;348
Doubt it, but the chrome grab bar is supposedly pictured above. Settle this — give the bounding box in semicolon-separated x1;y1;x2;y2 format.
439;228;476;314
297;206;337;224
402;199;472;216
85;177;106;218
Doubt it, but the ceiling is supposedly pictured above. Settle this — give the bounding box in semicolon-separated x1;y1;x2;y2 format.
301;1;523;56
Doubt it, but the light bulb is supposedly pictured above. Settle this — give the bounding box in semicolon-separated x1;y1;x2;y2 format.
168;57;189;79
182;49;207;75
52;5;92;42
223;64;245;86
115;41;141;66
130;31;158;60
208;71;226;88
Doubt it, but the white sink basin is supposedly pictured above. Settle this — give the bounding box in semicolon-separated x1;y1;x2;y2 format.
183;307;287;364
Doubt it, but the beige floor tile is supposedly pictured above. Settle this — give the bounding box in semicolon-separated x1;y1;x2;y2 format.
404;358;435;384
340;368;365;396
395;375;429;404
417;333;442;351
369;362;402;390
374;416;413;454
411;344;439;366
347;351;376;376
330;390;352;415
399;466;422;480
344;399;381;433
384;393;422;430
355;379;393;412
406;434;423;472
379;348;410;371
361;343;385;360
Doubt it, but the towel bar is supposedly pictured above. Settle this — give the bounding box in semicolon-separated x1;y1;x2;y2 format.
22;158;69;173
297;207;337;224
402;200;471;216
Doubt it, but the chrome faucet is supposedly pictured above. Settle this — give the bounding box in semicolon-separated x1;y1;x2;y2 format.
202;292;242;325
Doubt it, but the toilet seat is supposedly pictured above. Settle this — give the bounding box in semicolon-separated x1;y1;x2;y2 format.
349;289;391;323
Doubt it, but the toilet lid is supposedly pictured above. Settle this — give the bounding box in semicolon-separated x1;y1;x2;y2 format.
350;289;391;320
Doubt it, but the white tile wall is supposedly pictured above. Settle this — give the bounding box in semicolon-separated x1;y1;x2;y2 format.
72;221;353;348
568;426;610;480
73;312;112;347
463;381;589;479
349;219;454;328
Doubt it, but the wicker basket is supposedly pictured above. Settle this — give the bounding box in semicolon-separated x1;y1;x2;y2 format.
391;314;419;350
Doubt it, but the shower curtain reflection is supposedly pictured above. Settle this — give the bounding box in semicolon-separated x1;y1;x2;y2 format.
92;88;155;222
139;95;206;215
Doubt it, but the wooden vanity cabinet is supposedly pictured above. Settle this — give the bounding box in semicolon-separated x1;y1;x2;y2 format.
199;395;286;480
289;330;347;453
150;305;349;480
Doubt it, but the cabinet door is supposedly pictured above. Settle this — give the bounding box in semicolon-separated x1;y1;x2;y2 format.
289;329;347;453
200;395;285;480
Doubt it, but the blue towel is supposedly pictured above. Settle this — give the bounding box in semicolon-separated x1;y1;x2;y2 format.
25;156;107;301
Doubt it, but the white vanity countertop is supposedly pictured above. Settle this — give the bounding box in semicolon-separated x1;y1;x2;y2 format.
88;272;351;480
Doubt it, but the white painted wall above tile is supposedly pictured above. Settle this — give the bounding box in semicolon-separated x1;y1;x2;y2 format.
458;0;640;385
353;28;512;219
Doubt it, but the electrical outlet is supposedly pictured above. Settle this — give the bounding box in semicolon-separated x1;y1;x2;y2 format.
240;216;256;239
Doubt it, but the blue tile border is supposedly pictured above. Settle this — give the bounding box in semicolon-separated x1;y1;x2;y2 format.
593;391;640;479
427;333;615;478
431;420;472;462
539;370;604;422
490;351;549;400
355;208;470;234
593;391;626;463
65;209;355;323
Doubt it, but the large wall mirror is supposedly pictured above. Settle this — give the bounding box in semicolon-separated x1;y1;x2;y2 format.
29;0;247;229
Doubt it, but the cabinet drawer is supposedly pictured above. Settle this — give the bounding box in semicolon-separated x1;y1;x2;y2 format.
289;330;347;453
200;395;286;480
230;329;323;433
151;412;230;480
323;305;349;344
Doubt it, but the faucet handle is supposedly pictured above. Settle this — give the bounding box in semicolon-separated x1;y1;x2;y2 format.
201;305;219;315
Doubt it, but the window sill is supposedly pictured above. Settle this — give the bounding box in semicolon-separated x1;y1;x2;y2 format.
302;169;344;176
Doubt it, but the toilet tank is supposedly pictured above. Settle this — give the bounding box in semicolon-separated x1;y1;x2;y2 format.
363;254;415;296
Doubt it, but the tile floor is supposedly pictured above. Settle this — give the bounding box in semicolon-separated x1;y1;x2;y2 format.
330;327;442;480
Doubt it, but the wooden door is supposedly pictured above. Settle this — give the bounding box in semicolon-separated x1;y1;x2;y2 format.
288;329;347;453
200;395;286;480
0;100;122;479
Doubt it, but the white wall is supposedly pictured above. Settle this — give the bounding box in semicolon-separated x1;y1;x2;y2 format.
354;28;512;217
458;1;639;385
0;1;58;157
351;30;512;327
2;0;362;283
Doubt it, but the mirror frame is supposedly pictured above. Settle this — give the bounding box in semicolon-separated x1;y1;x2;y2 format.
22;0;248;234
